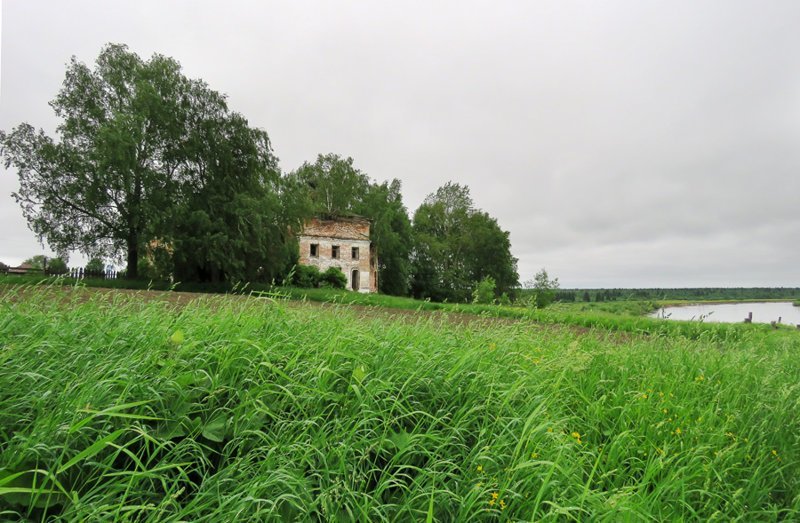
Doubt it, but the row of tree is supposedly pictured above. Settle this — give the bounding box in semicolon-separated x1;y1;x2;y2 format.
0;44;520;301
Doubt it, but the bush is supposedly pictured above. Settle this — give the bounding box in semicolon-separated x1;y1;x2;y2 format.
499;292;511;306
292;265;322;288
46;257;68;275
472;276;496;304
320;267;347;289
85;258;105;273
525;268;559;308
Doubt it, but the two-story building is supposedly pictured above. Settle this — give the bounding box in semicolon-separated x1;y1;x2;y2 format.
297;216;378;293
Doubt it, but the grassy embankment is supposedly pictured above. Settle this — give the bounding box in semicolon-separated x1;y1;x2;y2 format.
2;274;791;342
1;285;799;520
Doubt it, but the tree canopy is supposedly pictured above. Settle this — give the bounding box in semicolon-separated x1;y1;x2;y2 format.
411;182;519;302
1;43;298;282
524;268;560;308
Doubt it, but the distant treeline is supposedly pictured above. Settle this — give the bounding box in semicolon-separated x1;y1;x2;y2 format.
518;288;800;303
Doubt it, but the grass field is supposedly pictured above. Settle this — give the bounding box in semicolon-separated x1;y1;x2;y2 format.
1;285;799;521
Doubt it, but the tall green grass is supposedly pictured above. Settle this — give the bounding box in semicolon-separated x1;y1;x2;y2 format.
1;287;799;520
3;276;792;343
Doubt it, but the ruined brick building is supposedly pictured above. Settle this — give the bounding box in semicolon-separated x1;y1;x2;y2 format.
297;216;378;293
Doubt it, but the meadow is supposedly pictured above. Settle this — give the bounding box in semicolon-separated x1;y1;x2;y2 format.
1;284;799;521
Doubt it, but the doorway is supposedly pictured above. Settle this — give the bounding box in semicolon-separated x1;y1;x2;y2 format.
351;269;360;291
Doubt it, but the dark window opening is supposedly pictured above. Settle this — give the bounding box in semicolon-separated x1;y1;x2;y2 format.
310;243;319;257
351;247;359;260
332;245;340;259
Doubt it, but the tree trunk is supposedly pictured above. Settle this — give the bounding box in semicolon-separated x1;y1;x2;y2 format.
126;170;143;280
127;236;139;279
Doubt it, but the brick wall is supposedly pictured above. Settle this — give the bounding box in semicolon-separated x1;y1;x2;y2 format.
301;218;370;241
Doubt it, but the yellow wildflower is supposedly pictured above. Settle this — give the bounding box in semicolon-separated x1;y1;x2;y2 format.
499;499;506;510
476;465;483;473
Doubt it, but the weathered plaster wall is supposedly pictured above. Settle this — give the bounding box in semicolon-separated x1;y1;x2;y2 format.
298;218;378;292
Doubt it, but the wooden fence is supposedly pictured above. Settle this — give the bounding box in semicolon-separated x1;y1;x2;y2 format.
0;266;120;279
59;267;120;279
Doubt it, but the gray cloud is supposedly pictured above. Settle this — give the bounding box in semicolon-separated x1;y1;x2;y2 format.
1;0;798;286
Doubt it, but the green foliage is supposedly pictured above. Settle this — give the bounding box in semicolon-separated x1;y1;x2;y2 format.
411;182;518;302
499;292;512;306
286;265;346;290
46;257;68;275
1;44;192;278
472;275;496;304
22;255;67;274
319;267;347;289
361;179;413;295
169;112;296;284
289;153;371;217
291;264;322;288
525;268;559;308
84;258;104;273
21;255;47;270
0;43;299;283
1;288;799;520
136;253;172;281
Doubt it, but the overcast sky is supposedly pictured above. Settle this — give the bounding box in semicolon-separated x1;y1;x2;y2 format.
1;0;799;287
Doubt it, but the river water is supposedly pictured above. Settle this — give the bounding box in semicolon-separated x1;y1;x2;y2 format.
651;301;800;325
